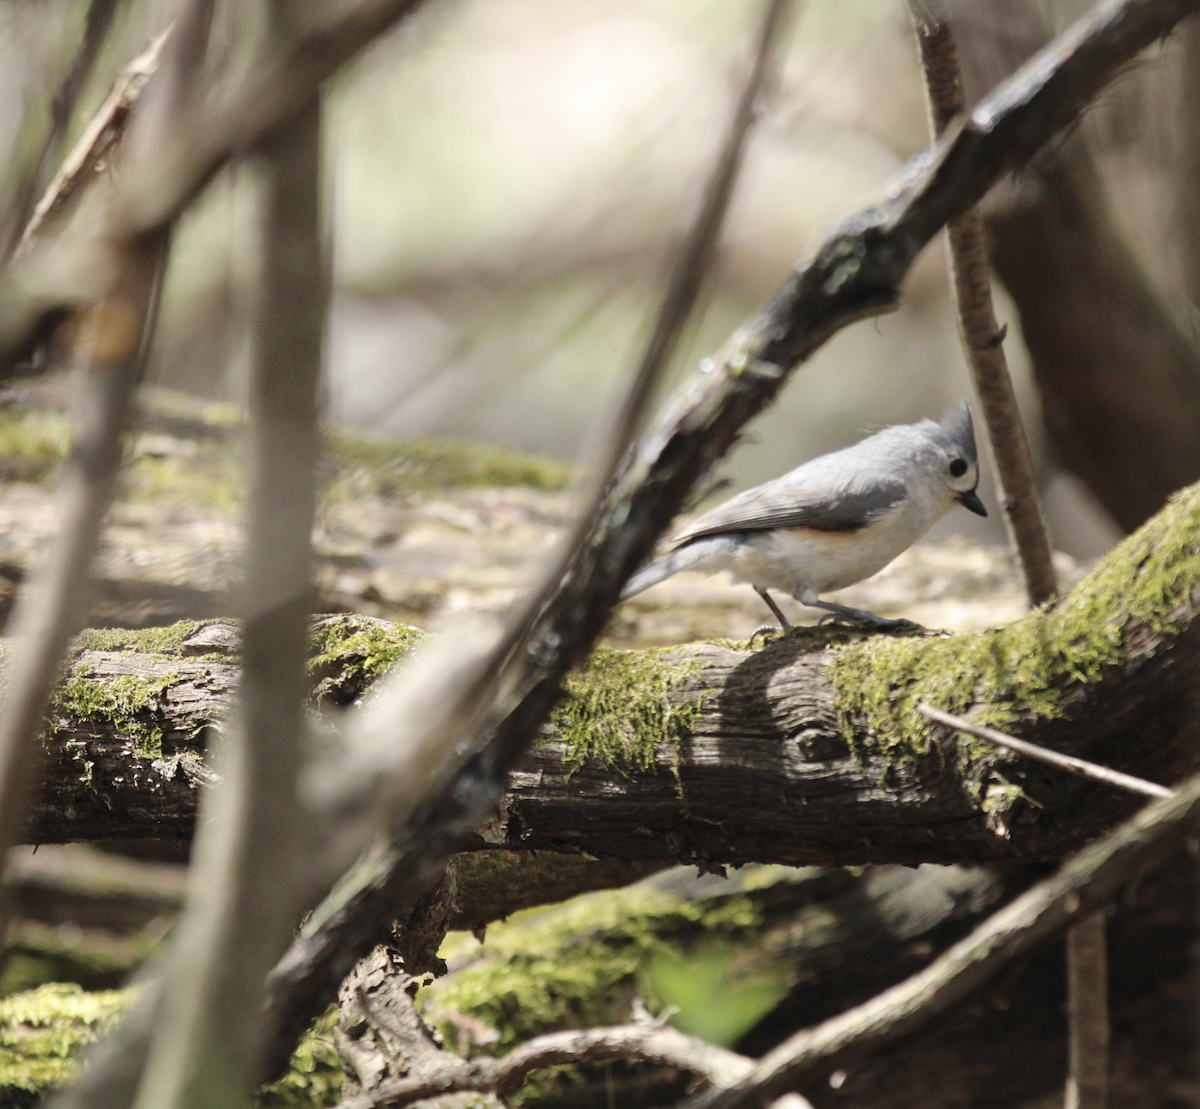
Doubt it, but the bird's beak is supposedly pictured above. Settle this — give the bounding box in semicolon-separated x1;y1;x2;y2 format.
958;490;988;517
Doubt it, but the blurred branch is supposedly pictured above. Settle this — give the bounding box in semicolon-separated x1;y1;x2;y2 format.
1065;911;1110;1109
260;0;1200;1078
1176;15;1200;309
131;94;327;1106
0;0;123;261
0;232;167;913
14;30;170;258
909;0;1057;606
684;766;1200;1109
264;0;794;1075
0;0;214;928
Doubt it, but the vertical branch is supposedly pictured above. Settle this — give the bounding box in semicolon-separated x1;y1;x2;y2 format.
909;3;1103;1106
1174;15;1200;310
131;96;326;1107
0;229;167;894
260;0;796;1080
262;0;795;1078
910;0;1058;607
1066;912;1110;1109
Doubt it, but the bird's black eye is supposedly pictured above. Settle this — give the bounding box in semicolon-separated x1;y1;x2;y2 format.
949;458;968;478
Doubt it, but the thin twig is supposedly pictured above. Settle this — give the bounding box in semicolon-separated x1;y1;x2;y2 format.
15;30;171;257
264;0;794;1075
917;703;1175;799
1;0;122;261
684;762;1200;1109
908;11;1091;1102
263;0;1200;1076
909;0;1057;606
334;1023;757;1109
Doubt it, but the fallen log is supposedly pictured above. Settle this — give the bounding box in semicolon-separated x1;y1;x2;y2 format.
22;482;1200;872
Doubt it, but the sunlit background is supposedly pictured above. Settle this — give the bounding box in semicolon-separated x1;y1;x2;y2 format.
3;0;1156;560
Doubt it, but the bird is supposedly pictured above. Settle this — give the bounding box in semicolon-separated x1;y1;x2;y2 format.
621;399;987;630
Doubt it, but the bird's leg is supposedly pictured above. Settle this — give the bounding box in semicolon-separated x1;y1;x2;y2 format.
810;599;919;631
750;587;791;644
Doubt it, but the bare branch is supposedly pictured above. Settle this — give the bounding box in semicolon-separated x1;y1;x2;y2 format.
334;1023;756;1109
917;703;1175;799
1;0;123;261
1065;911;1110;1109
909;0;1057;606
0;232;167;910
263;0;793;1075
130;89;327;1105
15;31;171;258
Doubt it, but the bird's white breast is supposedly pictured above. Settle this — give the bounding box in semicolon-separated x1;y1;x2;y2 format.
722;491;948;597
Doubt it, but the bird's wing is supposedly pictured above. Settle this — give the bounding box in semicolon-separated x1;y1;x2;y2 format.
673;474;907;544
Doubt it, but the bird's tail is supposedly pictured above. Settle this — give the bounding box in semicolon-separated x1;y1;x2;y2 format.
620;539;724;600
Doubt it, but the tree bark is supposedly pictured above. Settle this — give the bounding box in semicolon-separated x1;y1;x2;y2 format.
25;482;1200;871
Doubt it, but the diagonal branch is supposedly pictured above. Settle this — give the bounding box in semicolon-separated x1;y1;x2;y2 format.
1;0;123;261
0;232;168;918
14;30;170;258
261;0;1200;1077
918;703;1175;800
263;0;794;1074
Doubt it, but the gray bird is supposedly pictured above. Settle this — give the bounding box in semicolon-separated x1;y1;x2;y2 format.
621;400;987;629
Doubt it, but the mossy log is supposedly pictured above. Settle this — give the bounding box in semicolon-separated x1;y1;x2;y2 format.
20;484;1200;874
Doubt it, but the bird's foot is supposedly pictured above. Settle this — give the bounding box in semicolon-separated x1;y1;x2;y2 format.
812;601;921;631
749;624;786;647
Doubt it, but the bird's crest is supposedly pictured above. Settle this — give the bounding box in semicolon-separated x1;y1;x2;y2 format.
939;398;978;464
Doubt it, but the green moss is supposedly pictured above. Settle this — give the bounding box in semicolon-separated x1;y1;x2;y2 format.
50;623;220;761
0;408;71;483
124;446;243;513
0;984;343;1109
258;1006;344;1109
77;620;209;657
830;483;1200;769
0;983;132;1102
307;615;426;703
0;395;570;525
323;428;572;500
644;940;787;1047
52;671;182;761
549;646;706;772
421;882;765;1058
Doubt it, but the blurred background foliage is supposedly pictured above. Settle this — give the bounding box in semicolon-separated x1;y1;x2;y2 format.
12;0;1183;564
